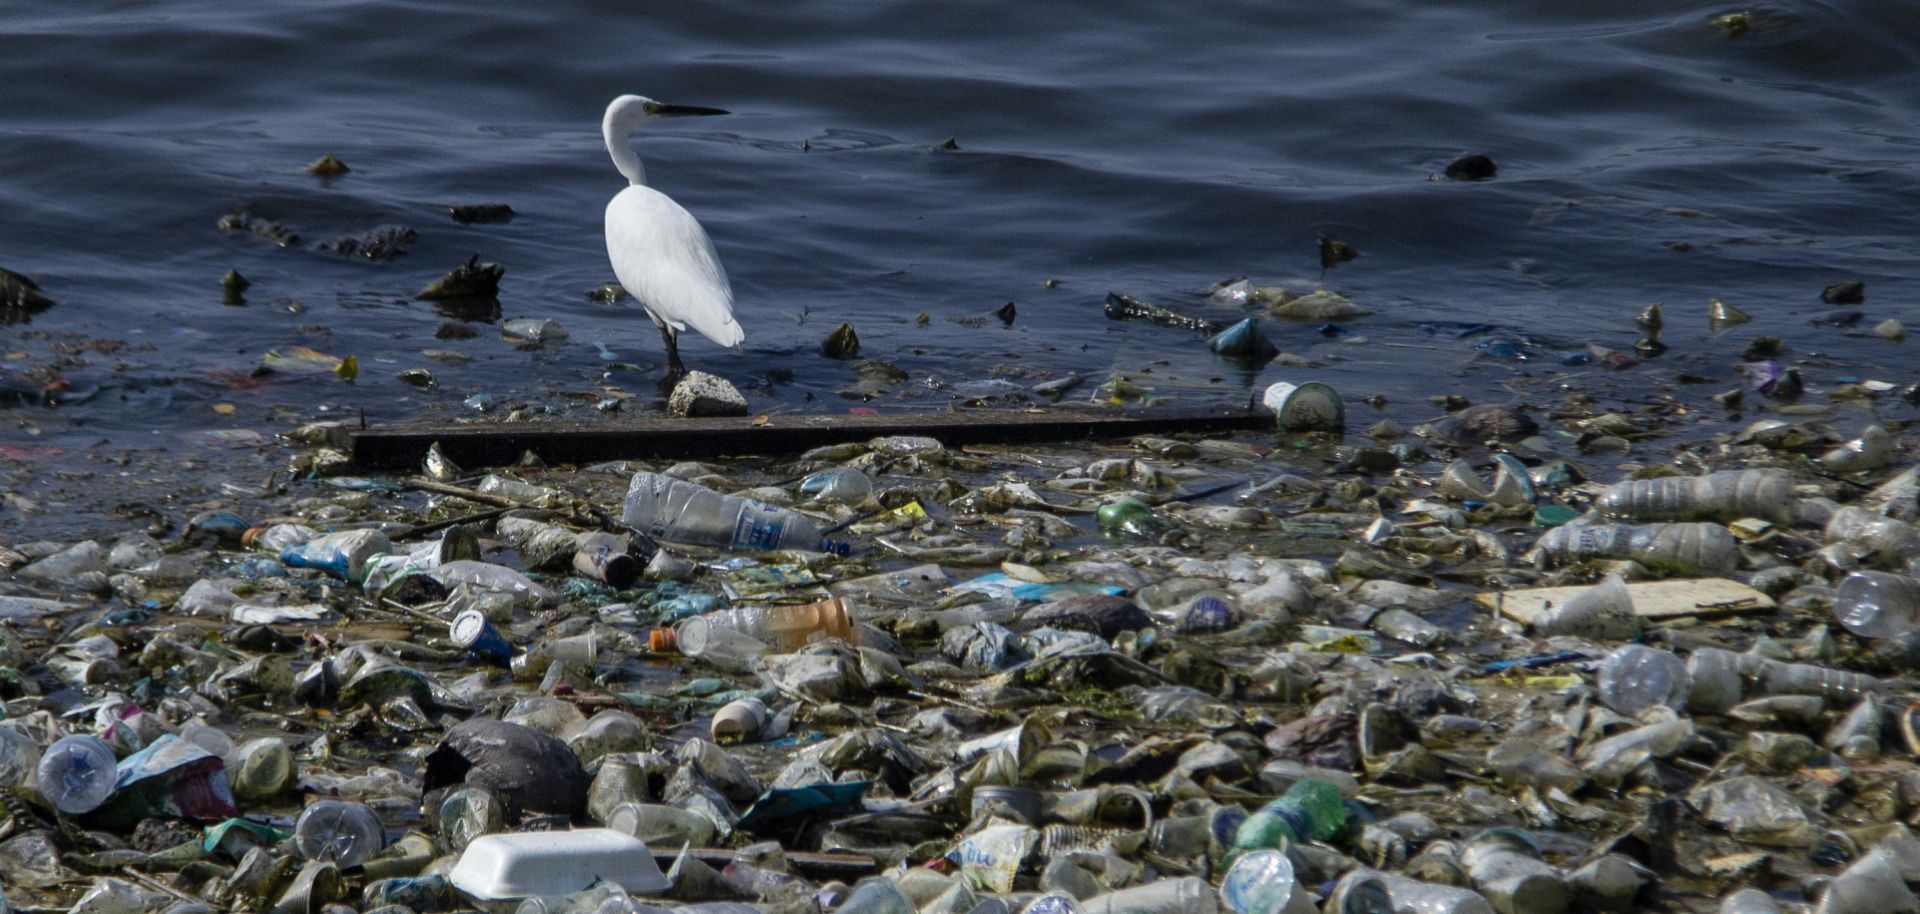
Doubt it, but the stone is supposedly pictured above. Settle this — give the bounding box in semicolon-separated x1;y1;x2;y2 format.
667;370;748;418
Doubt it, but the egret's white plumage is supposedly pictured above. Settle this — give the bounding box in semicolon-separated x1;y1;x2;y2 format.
601;94;742;376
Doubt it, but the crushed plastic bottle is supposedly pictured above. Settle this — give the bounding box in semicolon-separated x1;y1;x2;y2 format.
1531;522;1737;575
621;471;823;552
1593;468;1794;524
293;800;386;867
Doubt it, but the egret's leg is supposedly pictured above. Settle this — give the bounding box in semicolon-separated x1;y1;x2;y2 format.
658;323;686;382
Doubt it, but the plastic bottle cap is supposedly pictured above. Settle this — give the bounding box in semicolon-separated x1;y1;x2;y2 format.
649;629;676;653
241;525;267;549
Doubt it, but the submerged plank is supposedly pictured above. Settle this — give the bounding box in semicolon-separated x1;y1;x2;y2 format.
348;405;1276;470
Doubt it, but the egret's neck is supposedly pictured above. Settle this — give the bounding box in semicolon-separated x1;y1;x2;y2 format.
604;125;647;186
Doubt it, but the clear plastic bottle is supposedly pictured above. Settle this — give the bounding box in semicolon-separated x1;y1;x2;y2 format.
1227;779;1347;860
1825;508;1920;562
1594;469;1794;524
1219;849;1296;914
35;734;118;814
293;800;386;867
1596;644;1689;714
1834;571;1920;638
667;617;770;674
604;801;715;846
1532;522;1736;575
621;471;823;552
430;560;555;605
1079;877;1218;914
1375;873;1498;914
799;467;875;504
683;597;857;650
838;878;917;914
476;474;564;507
496;515;582;570
1685;647;1883;712
279;528;393;581
1458;828;1565;914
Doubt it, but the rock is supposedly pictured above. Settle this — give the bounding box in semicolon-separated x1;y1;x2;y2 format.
667;371;748;417
1822;280;1866;304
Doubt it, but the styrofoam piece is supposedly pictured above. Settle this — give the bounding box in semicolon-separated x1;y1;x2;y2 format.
448;828;669;900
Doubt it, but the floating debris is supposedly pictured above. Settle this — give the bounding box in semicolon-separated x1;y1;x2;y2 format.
221;269;250;305
317;225;417;262
217;206;300;248
1104;291;1219;332
1823;280;1866;304
1208;317;1281;362
1320;236;1358;270
1708;297;1751;330
416;254;505;301
1444;153;1498;180
449;203;516;224
308;152;351;175
823;322;860;359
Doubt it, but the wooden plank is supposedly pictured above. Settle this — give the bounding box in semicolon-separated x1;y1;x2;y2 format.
1477;577;1775;625
347;405;1275;471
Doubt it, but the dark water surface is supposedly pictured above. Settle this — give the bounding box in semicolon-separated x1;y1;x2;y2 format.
2;1;1918;528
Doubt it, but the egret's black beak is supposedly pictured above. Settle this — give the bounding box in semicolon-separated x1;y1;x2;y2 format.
655;103;729;118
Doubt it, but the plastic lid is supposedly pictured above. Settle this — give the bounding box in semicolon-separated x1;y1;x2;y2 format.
240;525;268;549
648;628;676;653
449;609;489;647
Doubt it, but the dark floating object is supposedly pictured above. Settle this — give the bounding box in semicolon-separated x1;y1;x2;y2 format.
217;207;300;248
935;137;960;151
435;321;479;340
221;269;250;305
308;153;350;176
0;266;55;310
449;203;516;225
1319;236;1358;270
1444;153;1498;181
1811;309;1863;327
318;225;417;262
823;322;860;359
1207;317;1280;362
423;718;588;818
416;254;504;301
994;301;1017;325
1714;11;1753;38
1743;336;1783;361
1103;291;1219;333
1822;280;1865;305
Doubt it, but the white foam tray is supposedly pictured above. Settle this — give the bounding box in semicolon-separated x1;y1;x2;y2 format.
448;829;670;900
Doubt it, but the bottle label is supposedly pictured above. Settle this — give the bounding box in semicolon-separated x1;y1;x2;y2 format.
734;502;788;551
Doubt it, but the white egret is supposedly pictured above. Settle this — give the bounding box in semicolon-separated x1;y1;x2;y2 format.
601;94;742;382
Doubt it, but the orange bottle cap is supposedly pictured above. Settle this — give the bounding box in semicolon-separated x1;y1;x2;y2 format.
649;628;676;653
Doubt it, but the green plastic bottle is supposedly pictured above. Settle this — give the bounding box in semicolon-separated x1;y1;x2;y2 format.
1097;497;1169;539
1227;778;1346;860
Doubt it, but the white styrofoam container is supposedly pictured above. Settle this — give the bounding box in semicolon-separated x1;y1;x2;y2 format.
448;829;669;900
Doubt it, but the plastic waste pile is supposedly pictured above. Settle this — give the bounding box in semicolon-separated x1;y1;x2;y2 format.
0;414;1919;914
